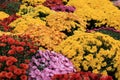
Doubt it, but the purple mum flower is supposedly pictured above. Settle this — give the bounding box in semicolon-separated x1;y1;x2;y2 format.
28;50;76;80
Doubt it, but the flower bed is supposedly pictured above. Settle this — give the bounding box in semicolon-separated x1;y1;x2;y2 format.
1;0;120;80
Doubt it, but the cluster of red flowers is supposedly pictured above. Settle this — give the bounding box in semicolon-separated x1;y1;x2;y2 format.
0;34;39;80
0;14;20;31
51;71;113;80
0;56;27;80
43;0;63;8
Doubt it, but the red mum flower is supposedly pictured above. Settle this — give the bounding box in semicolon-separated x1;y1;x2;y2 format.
16;46;24;53
7;56;17;62
0;43;6;47
24;59;30;64
14;68;22;75
30;49;36;53
7;37;15;45
15;40;20;45
6;60;14;66
1;39;7;43
5;72;13;79
21;69;27;74
0;71;7;78
20;75;27;80
0;56;7;62
8;49;15;55
0;73;2;78
61;74;68;79
100;76;113;80
89;72;99;80
19;42;26;46
20;63;29;70
7;65;17;72
12;74;17;80
10;45;16;50
74;73;81;79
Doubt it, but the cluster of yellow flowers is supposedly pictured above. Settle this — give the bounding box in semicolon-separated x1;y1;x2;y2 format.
9;15;46;33
0;11;9;20
22;26;66;50
21;0;45;6
9;15;66;50
17;4;52;20
46;12;86;32
54;31;120;79
0;31;12;36
67;0;120;30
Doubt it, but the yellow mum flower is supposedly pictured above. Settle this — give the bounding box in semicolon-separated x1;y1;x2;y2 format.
92;69;99;74
21;0;45;6
0;11;9;20
101;70;108;76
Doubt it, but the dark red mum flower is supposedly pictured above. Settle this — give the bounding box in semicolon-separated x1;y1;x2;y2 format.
7;37;15;45
8;49;15;55
20;75;27;80
0;43;6;47
14;68;22;75
6;60;13;66
16;46;24;53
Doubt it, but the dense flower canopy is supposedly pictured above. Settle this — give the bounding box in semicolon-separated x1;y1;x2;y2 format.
1;0;120;80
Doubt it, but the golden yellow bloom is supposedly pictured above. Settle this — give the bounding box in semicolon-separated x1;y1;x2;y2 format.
101;70;108;76
67;0;120;30
9;15;46;33
106;66;112;71
17;4;52;20
101;62;107;67
84;54;93;61
0;31;12;36
0;11;9;20
92;69;99;74
46;12;86;32
21;0;45;6
54;31;120;79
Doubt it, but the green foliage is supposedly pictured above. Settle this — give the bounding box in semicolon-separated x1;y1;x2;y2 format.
97;29;120;40
0;1;21;15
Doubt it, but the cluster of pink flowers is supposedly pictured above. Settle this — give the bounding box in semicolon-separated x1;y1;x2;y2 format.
43;0;75;12
28;50;75;80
